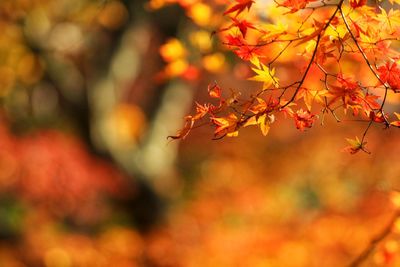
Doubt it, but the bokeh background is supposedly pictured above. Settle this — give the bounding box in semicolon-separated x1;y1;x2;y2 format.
0;0;400;266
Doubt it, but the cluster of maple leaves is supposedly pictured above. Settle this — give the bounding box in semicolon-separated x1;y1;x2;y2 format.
169;0;400;153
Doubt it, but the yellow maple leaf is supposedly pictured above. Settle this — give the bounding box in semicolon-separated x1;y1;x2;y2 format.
296;88;327;111
249;63;279;89
261;21;288;40
257;113;275;136
377;8;400;33
343;136;370;154
243;113;275;136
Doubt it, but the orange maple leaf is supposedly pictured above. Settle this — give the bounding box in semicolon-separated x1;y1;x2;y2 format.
208;83;222;98
328;74;364;114
168;116;194;140
279;0;317;13
211;113;239;138
342;136;370;154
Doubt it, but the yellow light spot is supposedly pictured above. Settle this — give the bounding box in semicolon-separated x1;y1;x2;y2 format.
202;53;225;73
147;0;167;9
390;191;400;208
385;240;398;253
111;104;147;146
17;53;44;85
98;1;128;30
187;3;212;27
44;248;71;267
165;59;188;77
159;38;187;62
189;30;212;53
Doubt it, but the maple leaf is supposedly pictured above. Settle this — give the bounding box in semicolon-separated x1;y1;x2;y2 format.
165;0;400;148
168;116;194;140
279;99;296;117
231;18;257;38
249;97;268;114
225;34;243;47
249;97;279;114
235;45;262;61
327;74;364;113
243;113;275;136
360;93;380;115
343;136;370;154
295;19;325;47
211;113;239;138
377;61;400;92
225;34;262;61
294;109;316;131
377;8;400;34
350;0;367;8
369;111;388;124
218;18;257;38
223;0;254;17
249;63;279;89
279;0;317;13
296;87;327;111
208;83;222;98
260;22;288;40
390;112;400;127
257;113;275;136
193;102;212;120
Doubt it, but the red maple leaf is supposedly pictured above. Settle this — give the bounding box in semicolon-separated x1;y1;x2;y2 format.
234;45;261;61
377;61;400;92
225;34;243;46
231;18;256;37
294;109;316;131
219;18;257;38
225;34;261;61
223;0;254;17
349;0;367;8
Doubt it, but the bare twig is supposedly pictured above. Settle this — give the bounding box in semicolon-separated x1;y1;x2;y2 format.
347;210;400;267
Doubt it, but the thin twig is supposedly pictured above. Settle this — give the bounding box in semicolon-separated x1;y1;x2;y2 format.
347;210;400;267
281;0;345;108
339;7;390;125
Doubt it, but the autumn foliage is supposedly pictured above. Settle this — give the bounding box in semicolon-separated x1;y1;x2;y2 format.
166;0;400;153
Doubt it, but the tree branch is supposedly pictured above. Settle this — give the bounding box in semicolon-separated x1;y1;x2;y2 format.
347;210;400;267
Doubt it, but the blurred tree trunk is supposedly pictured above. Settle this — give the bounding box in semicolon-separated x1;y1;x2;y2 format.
87;0;194;196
